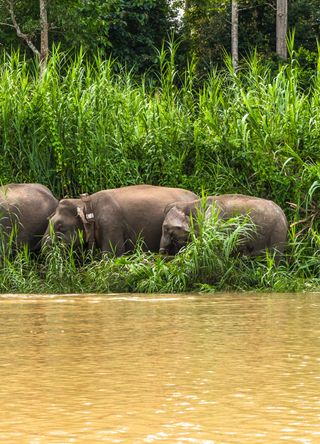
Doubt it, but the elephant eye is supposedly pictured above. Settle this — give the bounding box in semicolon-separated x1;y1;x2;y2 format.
172;226;184;235
55;223;64;232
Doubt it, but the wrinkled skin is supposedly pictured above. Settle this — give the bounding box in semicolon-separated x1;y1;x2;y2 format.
42;185;198;255
0;183;58;253
160;194;288;258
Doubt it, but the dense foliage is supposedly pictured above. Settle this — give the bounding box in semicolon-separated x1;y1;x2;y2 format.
1;46;319;210
0;0;175;71
0;47;320;293
183;0;320;68
0;1;319;70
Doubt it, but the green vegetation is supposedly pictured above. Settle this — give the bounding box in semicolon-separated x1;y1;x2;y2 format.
1;45;320;209
1;215;320;294
184;0;319;70
0;0;174;72
1;1;319;70
0;45;320;293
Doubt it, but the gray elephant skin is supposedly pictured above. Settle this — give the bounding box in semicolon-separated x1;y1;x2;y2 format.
159;194;288;257
0;183;58;252
42;185;198;255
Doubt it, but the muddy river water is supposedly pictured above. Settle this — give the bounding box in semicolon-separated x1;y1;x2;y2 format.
0;292;320;443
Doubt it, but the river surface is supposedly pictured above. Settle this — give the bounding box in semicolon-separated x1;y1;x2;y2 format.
0;293;320;443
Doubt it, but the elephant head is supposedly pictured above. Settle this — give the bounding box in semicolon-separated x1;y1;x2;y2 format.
159;205;192;255
159;198;224;255
42;198;95;249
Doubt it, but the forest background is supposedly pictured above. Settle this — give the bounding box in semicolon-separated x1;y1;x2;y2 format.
0;1;319;71
0;0;320;293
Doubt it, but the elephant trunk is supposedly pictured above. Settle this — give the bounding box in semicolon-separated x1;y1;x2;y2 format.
159;229;172;255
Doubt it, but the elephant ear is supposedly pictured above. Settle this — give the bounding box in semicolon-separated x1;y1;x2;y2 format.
47;210;57;220
165;206;190;232
164;201;179;217
77;206;87;225
77;206;95;245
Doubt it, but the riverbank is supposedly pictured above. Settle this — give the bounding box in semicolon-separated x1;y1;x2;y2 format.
1;218;319;294
0;48;320;293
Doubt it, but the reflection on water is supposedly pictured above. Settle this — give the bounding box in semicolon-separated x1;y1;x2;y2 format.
0;293;320;443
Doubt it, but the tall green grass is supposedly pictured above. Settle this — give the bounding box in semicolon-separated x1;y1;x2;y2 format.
0;215;319;294
0;44;320;293
0;45;319;209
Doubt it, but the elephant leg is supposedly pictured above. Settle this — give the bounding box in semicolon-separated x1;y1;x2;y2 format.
100;228;126;257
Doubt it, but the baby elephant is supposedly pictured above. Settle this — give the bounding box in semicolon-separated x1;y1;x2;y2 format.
159;194;288;258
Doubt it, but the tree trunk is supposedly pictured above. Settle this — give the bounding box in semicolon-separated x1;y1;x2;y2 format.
276;0;287;59
40;0;49;70
231;0;238;70
7;0;41;59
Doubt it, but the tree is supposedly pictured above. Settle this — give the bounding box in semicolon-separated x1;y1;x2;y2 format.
181;0;319;70
0;0;319;72
40;0;48;64
107;0;174;70
182;1;231;72
2;0;48;71
0;0;175;72
231;1;238;69
276;0;288;59
288;0;320;51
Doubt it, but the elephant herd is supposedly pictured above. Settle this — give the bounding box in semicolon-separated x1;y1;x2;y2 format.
0;182;288;259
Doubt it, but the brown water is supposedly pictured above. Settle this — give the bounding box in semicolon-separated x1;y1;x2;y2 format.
0;293;320;443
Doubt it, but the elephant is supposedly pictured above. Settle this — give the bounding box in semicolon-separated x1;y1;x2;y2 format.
0;183;58;253
42;184;198;255
159;194;288;258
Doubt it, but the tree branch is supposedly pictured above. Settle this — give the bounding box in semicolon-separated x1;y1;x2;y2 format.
266;2;277;11
6;0;40;58
0;21;15;28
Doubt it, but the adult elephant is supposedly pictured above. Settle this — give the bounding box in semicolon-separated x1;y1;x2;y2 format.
159;194;288;258
0;183;58;253
42;185;198;255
